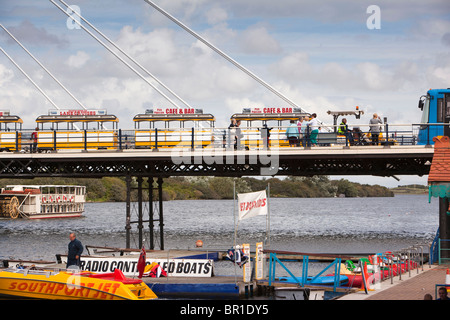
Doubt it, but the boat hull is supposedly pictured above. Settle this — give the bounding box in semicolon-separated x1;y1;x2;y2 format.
26;212;83;219
0;269;157;300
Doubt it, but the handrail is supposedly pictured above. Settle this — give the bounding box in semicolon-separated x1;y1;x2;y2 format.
0;122;441;153
439;239;450;264
267;252;344;292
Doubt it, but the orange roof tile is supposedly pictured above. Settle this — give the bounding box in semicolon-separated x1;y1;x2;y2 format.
428;136;450;183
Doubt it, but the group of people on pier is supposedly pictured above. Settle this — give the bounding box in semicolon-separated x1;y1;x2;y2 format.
285;113;384;147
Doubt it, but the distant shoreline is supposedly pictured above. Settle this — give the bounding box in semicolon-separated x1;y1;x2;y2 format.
1;177;428;202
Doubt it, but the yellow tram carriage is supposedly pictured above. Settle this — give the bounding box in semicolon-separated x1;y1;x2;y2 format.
35;109;119;151
0;110;23;152
133;108;215;149
230;107;310;148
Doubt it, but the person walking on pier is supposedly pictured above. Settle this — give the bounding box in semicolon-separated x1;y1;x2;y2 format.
286;120;300;147
308;113;319;146
369;113;382;145
227;119;237;149
67;232;83;268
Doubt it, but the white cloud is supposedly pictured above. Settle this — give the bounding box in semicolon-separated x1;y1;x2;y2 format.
0;64;15;86
66;50;89;68
206;6;228;26
238;25;281;55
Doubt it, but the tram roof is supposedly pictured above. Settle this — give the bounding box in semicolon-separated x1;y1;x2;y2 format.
231;107;310;121
133;113;215;122
0;115;23;123
231;112;310;121
36;114;119;123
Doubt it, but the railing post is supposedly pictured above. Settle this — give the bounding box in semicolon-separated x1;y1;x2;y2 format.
15;130;19;152
305;124;311;149
53;130;57;152
153;128;158;152
384;123;390;148
191;127;194;151
344;124;349;149
426;124;431;147
83;130;87;151
118;129;122;150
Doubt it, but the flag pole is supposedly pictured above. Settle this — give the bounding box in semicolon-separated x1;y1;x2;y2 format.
233;179;237;284
266;183;271;248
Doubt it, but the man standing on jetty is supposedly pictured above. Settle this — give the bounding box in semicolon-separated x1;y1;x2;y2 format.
67;232;83;268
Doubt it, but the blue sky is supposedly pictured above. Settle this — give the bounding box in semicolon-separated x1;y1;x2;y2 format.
0;0;449;187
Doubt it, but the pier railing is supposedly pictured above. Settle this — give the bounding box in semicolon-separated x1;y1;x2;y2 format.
264;245;432;293
265;250;357;292
1;123;440;153
438;239;450;265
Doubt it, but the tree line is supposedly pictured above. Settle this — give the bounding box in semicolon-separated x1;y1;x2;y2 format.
0;175;394;202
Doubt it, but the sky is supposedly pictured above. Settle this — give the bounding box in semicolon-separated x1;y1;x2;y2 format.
0;0;449;187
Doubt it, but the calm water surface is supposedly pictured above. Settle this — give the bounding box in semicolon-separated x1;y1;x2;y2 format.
0;194;438;264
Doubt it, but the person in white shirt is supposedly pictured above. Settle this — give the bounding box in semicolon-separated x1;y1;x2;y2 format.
308;113;319;146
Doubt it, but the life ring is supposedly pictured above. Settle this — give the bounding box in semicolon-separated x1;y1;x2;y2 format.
42;196;46;203
70;196;74;202
63;196;67;202
56;196;60;203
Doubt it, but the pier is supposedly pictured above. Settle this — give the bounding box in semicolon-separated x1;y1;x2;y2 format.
339;264;450;300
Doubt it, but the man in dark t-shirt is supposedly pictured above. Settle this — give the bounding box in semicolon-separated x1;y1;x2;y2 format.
67;232;83;268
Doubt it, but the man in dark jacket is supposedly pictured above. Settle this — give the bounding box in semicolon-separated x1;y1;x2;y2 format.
67;232;83;268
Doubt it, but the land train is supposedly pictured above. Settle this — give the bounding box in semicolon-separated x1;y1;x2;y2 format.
0;89;446;152
0;107;314;152
417;88;450;145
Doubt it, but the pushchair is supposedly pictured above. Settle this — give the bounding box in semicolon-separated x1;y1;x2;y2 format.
352;127;371;145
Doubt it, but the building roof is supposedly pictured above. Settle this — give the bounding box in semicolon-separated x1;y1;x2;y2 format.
428;136;450;183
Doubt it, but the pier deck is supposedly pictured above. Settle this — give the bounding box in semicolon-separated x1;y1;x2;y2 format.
338;264;450;300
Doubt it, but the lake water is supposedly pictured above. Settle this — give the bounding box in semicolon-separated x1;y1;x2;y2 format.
0;194;439;266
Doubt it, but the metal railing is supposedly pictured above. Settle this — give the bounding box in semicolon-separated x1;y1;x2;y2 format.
0;123;441;153
438;239;450;265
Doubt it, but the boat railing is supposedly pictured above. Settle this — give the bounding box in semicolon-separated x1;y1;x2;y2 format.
5;267;59;277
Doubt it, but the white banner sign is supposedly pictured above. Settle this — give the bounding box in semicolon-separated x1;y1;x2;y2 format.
238;190;268;221
62;256;213;277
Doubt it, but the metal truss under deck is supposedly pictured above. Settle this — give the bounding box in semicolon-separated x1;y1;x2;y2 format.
0;147;433;178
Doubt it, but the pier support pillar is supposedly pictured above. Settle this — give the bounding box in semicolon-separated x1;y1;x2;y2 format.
125;175;131;249
149;177;164;250
125;176;165;250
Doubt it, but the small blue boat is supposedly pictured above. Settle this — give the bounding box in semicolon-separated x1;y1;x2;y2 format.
278;275;349;286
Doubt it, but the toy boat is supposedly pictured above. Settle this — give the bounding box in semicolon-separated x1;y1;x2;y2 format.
0;267;157;300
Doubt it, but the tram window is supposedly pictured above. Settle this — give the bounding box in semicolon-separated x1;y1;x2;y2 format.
198;121;213;129
152;121;166;129
420;96;430;125
437;99;444;122
182;120;195;129
446;94;450;118
266;120;279;128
